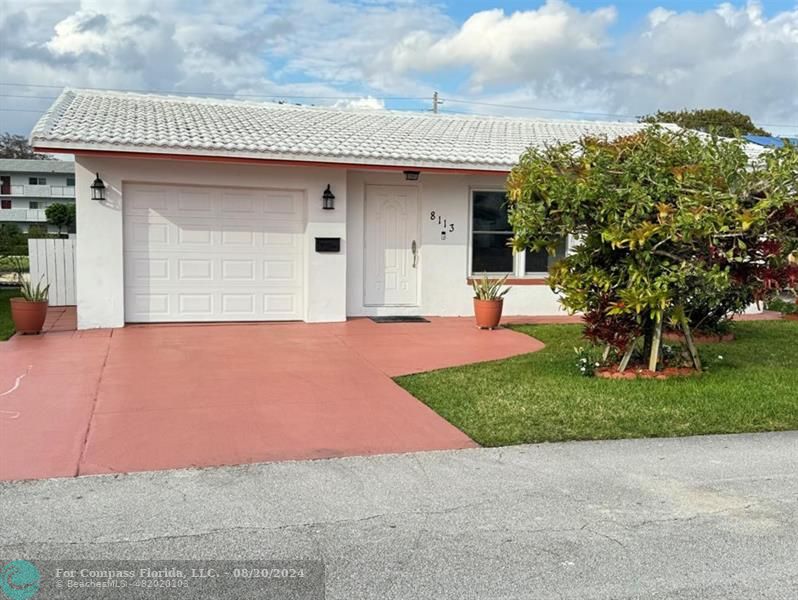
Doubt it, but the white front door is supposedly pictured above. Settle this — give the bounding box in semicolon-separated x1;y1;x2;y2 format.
123;183;305;322
364;185;419;306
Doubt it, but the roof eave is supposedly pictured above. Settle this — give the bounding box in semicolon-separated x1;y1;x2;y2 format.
31;141;513;175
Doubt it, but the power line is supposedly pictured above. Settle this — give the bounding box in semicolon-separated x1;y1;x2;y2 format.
446;97;641;119
1;82;794;129
0;83;63;88
0;83;63;89
0;82;427;102
4;82;610;114
0;94;58;100
444;97;797;128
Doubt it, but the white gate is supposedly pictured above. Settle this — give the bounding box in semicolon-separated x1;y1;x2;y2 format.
27;238;76;306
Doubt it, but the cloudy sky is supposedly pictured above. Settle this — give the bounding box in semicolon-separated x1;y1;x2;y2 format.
1;0;797;137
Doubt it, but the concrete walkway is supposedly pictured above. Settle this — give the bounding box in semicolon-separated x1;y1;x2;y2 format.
39;306;788;333
0;318;543;481
1;432;795;599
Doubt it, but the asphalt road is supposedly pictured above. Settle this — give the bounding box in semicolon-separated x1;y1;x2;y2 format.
2;432;797;599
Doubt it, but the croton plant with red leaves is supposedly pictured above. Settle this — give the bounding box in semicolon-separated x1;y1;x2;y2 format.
507;127;797;371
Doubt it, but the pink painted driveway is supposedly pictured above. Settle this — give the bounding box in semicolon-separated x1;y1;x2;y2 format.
0;318;543;481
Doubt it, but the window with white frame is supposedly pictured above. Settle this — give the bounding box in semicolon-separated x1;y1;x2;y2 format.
28;177;46;185
470;190;566;276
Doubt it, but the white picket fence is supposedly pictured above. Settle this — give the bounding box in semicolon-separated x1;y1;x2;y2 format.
28;237;76;306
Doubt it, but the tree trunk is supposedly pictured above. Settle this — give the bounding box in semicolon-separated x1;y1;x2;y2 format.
642;316;654;364
648;318;663;372
618;338;638;373
680;312;702;370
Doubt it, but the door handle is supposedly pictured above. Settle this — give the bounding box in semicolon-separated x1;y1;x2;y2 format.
411;240;418;268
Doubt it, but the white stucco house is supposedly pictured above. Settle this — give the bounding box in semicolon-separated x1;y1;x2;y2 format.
30;88;659;330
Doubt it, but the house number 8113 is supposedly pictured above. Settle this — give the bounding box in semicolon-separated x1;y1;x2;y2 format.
430;211;455;241
429;211;455;233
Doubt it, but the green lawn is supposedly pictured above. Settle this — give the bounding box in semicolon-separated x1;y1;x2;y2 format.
396;321;798;446
0;288;20;340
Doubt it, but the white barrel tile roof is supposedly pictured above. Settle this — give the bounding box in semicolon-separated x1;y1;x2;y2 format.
30;89;766;170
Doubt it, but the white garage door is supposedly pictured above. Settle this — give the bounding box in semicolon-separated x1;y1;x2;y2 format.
123;183;305;322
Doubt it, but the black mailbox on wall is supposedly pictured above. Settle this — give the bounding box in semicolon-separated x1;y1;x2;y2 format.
315;237;341;253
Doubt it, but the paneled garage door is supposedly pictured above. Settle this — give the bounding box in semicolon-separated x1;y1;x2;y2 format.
123;183;305;322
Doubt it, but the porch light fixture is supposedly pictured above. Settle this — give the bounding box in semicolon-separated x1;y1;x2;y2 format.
403;170;420;181
322;184;335;210
90;173;106;201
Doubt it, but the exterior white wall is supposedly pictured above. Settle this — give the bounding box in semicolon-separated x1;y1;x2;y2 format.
73;160;125;329
74;156;347;329
0;172;74;231
72;156;565;329
0;198;73;213
346;170;568;317
7;172;75;190
1;174;75;201
8;198;47;209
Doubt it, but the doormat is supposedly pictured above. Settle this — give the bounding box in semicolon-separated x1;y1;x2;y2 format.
369;316;430;323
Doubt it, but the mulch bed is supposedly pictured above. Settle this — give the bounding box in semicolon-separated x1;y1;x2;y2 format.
596;366;702;380
663;330;735;343
784;314;798;321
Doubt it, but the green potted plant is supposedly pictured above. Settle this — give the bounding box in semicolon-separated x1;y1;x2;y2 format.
472;273;511;329
10;258;50;335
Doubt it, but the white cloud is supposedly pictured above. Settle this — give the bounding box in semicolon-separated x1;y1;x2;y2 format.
611;2;798;130
0;0;796;136
388;0;798;133
391;2;617;89
648;7;676;28
333;96;386;110
266;0;449;94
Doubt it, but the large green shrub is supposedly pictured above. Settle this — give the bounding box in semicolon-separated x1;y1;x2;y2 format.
506;127;798;371
0;223;27;259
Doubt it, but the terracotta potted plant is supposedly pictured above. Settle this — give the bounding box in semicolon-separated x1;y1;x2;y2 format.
10;259;50;335
472;273;511;329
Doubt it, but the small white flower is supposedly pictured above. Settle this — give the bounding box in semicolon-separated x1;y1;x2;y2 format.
717;355;724;360
594;362;600;367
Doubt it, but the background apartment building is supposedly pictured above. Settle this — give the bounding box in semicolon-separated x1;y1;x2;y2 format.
0;158;75;233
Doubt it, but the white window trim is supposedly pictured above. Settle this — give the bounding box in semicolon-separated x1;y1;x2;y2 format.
468;187;562;278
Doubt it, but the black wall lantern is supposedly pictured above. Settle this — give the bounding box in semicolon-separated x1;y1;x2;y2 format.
322;184;335;210
90;173;106;201
403;170;420;181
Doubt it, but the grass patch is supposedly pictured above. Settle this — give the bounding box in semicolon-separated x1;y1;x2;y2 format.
0;288;20;340
396;321;798;446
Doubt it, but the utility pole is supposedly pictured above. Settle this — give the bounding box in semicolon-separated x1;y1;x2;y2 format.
432;91;443;114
